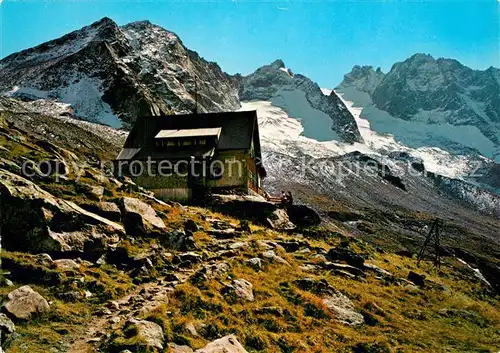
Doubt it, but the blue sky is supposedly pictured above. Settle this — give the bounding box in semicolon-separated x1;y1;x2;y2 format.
1;1;498;87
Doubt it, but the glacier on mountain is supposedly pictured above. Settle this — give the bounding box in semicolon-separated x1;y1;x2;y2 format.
337;55;500;163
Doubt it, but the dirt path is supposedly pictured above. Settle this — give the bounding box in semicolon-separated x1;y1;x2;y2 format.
66;268;198;353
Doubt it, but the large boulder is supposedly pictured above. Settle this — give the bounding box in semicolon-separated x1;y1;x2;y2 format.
125;318;164;350
209;194;278;224
194;335;248;353
80;201;122;222
53;259;80;271
321;294;365;326
267;209;296;231
286;204;321;227
2;285;50;320
327;247;365;268
407;271;426;287
119;197;166;236
0;170;123;253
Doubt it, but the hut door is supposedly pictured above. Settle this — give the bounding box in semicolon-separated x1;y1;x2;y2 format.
188;159;206;203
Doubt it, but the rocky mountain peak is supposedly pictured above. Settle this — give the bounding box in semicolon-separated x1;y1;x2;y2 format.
270;59;286;69
337;53;500;163
124;19;153;28
407;52;434;62
91;16;117;27
240;61;362;143
121;19;175;37
0;17;240;127
336;65;385;95
344;65;381;81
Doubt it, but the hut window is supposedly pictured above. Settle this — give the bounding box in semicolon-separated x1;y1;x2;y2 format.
167;140;175;147
199;139;206;145
182;140;192;146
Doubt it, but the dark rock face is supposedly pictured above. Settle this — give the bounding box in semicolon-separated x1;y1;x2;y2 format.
475;259;500;294
239;60;362;143
382;174;407;191
0;18;240;127
345;151;408;191
407;271;426;287
184;219;199;233
285;204;321;227
327;248;365;268
468;162;500;194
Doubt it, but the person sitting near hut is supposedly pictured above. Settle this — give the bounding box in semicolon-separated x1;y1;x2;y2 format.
280;190;287;205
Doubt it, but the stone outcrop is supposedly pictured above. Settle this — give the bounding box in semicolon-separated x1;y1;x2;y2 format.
0;169;123;253
2;285;50;320
80;201;122;222
53;259;80;271
119;197;166;236
267;208;296;231
209;194;278;224
261;250;291;267
125;318;164;350
223;279;254;302
169;343;195;353
245;258;262;271
294;278;364;326
194;335;248;353
210;195;321;230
